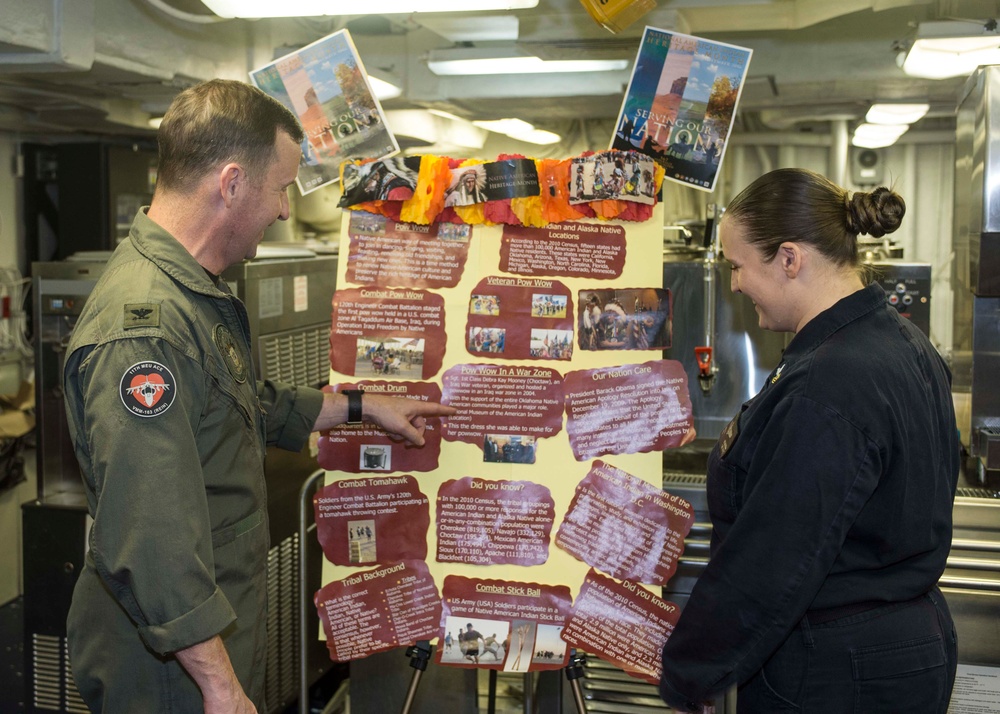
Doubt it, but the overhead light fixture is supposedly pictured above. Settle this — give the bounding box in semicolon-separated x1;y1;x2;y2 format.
900;20;1000;79
865;103;929;125
385;110;488;150
473;118;561;145
473;118;534;135
427;109;467;122
852;123;909;149
368;76;402;101
427;47;628;76
510;128;561;145
200;0;537;18
416;16;520;42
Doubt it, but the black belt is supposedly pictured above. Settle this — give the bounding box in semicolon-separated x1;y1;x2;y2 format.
805;592;928;625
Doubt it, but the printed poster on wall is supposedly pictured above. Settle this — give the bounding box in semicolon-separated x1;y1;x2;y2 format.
315;171;696;679
610;26;752;192
250;29;397;195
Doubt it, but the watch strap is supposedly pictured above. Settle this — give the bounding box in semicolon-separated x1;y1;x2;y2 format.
344;389;364;424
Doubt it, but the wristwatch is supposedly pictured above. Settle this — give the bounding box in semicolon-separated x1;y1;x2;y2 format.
343;389;364;425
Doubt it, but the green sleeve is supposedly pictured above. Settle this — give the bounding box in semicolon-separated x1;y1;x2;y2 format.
69;337;236;654
257;379;324;451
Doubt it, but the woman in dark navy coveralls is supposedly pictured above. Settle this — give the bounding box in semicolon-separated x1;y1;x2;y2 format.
659;169;959;713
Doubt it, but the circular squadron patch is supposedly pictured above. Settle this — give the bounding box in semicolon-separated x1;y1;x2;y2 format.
120;361;176;417
214;324;247;383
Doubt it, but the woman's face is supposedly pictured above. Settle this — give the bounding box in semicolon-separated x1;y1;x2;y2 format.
720;217;794;332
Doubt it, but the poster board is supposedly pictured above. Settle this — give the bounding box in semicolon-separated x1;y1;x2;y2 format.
314;155;696;684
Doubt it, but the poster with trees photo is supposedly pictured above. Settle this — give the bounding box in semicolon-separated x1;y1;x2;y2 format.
251;29;398;195
611;27;752;192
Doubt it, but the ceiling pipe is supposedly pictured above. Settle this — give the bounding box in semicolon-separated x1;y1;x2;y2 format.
830;118;849;186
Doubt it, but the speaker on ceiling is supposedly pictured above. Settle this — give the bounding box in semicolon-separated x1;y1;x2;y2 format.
850;148;885;186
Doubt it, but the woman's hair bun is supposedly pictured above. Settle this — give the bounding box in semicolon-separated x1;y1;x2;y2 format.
845;187;905;238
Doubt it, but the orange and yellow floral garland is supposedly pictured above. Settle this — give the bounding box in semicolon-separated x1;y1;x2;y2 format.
339;151;665;228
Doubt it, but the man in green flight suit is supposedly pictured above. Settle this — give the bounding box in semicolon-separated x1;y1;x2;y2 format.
62;79;455;714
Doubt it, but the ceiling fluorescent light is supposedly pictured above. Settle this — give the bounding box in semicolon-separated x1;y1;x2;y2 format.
417;16;519;42
201;0;537;18
901;20;1000;80
368;76;402;101
509;128;561;145
852;123;909;149
473;118;535;135
428;47;628;76
473;118;561;145
385;110;487;149
865;103;928;125
428;109;467;122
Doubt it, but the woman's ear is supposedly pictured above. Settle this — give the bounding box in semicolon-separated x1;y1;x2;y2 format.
777;242;804;279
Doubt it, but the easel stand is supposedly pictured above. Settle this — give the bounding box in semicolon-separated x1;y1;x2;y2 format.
401;641;433;714
565;649;588;713
299;469;328;714
397;647;587;714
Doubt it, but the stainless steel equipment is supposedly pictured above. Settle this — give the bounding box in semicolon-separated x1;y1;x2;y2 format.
955;65;1000;482
867;260;932;337
221;255;337;388
32;260;106;499
25;252;338;714
943;66;1000;687
662;245;787;442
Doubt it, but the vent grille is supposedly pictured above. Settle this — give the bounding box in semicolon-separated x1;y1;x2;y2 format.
957;487;1000;499
31;634;85;713
32;634;62;711
264;532;301;711
260;325;331;386
580;654;669;711
64;655;88;713
663;472;707;486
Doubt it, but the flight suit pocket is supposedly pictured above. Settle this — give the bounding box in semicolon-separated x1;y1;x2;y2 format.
204;370;258;440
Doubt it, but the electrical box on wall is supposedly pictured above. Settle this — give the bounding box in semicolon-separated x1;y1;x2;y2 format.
851;148;885;185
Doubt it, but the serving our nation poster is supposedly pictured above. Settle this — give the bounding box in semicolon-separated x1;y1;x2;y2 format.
611;27;752;193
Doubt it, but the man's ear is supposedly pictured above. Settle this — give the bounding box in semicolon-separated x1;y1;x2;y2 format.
777;242;804;279
219;163;243;208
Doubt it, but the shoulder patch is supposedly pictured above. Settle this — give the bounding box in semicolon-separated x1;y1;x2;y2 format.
120;361;176;417
124;303;160;329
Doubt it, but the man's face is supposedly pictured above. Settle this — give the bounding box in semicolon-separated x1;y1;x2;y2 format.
232;131;300;262
463;173;476;189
